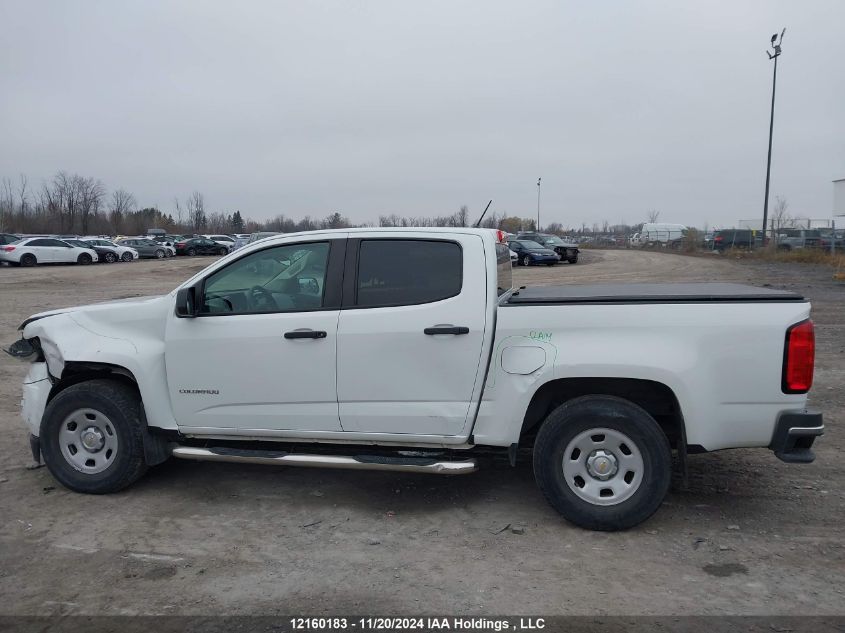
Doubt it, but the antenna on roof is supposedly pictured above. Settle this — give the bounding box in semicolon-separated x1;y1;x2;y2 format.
473;200;493;227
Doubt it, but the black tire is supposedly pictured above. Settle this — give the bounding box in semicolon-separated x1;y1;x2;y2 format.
533;395;672;531
568;254;579;264
154;249;165;259
546;262;556;266
121;251;133;262
187;248;197;257
40;379;148;494
217;247;227;255
77;253;92;265
20;253;37;267
520;254;531;266
104;251;117;263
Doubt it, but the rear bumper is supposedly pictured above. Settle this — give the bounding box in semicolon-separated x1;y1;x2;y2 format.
769;409;824;463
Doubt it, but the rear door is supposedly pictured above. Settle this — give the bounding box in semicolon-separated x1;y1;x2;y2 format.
336;233;488;437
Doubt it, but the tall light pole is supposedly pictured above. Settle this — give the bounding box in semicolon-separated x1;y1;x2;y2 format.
536;177;541;231
761;28;785;247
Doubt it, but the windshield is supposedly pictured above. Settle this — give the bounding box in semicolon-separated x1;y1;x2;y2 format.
520;240;545;250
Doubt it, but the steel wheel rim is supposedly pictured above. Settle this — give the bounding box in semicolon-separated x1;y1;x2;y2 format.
59;408;119;474
562;427;644;506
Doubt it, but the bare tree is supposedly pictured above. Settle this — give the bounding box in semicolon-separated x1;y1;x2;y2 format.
79;177;106;235
185;191;206;233
109;189;136;234
647;210;661;223
770;195;790;238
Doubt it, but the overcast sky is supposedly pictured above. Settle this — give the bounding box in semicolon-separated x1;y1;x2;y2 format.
1;0;843;229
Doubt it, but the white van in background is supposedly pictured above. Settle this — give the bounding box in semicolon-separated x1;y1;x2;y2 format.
637;223;687;247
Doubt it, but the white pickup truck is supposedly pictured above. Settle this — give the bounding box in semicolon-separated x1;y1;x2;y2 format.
8;228;823;530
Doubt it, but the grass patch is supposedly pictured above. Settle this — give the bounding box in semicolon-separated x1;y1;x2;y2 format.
746;248;845;268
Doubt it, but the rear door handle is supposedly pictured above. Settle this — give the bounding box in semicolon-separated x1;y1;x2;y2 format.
424;326;469;335
284;329;327;339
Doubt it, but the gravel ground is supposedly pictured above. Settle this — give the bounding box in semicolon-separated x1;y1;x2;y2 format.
0;250;842;616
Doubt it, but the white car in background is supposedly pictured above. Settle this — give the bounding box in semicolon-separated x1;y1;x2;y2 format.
204;234;235;252
83;238;140;262
0;237;98;267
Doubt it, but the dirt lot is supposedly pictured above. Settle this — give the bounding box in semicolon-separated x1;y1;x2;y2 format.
0;250;842;616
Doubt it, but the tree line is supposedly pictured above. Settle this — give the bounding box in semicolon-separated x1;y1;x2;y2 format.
2;170;635;238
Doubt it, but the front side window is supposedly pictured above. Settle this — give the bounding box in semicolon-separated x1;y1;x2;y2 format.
201;241;330;314
356;239;462;308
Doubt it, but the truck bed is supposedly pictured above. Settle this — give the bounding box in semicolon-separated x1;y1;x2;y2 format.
505;282;805;305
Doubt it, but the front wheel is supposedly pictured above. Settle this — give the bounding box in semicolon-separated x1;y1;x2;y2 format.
533;395;672;531
39;380;148;494
121;251;133;262
520;254;531;266
217;247;227;255
568;254;578;264
77;253;92;265
103;251;117;263
187;248;197;256
154;249;165;259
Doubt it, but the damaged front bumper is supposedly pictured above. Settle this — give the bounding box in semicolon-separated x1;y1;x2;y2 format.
21;362;52;438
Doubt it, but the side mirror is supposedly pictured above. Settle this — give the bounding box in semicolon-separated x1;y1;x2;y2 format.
175;287;198;318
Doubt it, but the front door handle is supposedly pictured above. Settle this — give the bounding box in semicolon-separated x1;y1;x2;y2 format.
284;329;327;339
424;326;469;335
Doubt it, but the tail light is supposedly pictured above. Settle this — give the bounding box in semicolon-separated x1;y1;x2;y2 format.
175;242;185;247
782;320;815;393
2;245;15;252
714;235;723;242
495;230;506;243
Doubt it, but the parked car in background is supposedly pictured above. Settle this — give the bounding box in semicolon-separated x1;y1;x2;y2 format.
819;229;845;252
776;229;822;251
507;239;559;266
712;229;757;252
517;232;579;263
115;238;169;259
83;238;139;262
638;223;688;247
62;239;119;263
232;234;252;250
175;237;229;256
0;237;98;266
1;233;20;246
247;231;282;244
204;234;236;251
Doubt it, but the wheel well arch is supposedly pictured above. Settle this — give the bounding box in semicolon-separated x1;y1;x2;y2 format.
520;377;685;449
47;362;139;404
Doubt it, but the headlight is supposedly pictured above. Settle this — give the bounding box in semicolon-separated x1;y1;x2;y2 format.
5;337;42;362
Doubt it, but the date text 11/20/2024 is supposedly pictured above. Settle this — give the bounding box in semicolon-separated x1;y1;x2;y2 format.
290;617;546;631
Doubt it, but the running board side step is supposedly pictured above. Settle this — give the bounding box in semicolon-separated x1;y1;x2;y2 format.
170;446;478;475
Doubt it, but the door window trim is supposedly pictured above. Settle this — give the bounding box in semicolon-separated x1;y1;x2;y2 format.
192;238;346;318
342;237;464;309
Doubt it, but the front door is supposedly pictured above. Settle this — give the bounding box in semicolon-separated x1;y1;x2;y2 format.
165;237;345;433
336;234;489;437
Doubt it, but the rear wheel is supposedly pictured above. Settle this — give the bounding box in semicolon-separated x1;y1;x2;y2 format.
187;248;197;256
77;253;92;265
568;253;578;264
40;380;148;494
520;254;531;266
533;395;672;531
20;253;37;267
121;251;133;262
154;249;165;259
217;247;227;255
103;251;117;263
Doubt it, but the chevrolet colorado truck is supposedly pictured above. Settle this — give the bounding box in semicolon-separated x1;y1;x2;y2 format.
8;228;824;530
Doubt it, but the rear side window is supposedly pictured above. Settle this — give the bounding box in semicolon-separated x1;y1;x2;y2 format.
356;239;462;308
495;243;512;296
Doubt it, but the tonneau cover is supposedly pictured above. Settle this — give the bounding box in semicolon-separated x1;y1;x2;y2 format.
505;282;805;305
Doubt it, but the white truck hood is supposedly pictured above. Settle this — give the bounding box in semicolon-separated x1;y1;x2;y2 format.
19;294;167;330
